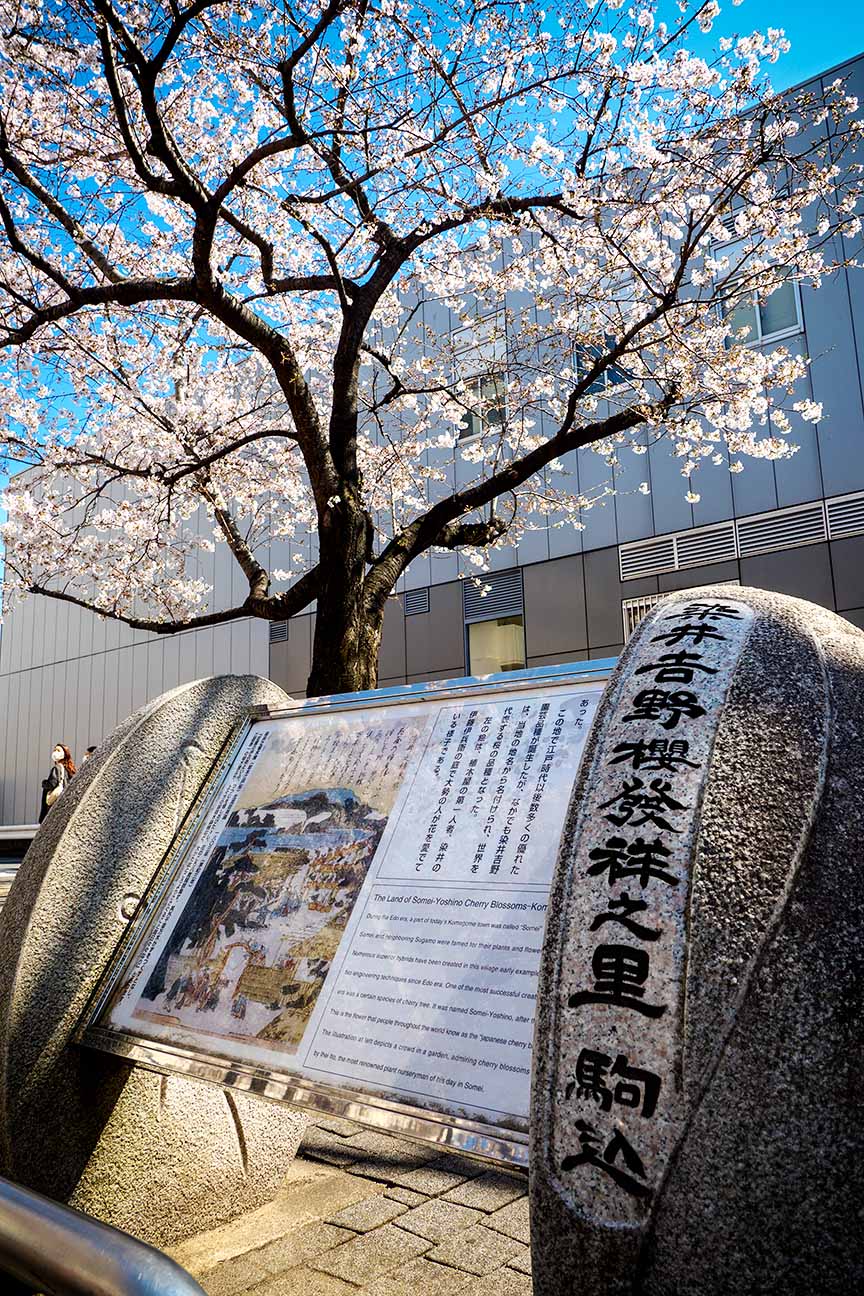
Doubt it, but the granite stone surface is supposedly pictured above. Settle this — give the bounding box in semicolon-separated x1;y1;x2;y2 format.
170;1118;532;1296
384;1187;428;1207
530;586;864;1295
394;1197;484;1241
364;1256;473;1296
0;675;309;1247
442;1170;526;1212
203;1223;355;1296
427;1222;527;1275
311;1222;432;1282
324;1196;408;1232
460;1271;533;1296
248;1268;357;1296
483;1196;530;1244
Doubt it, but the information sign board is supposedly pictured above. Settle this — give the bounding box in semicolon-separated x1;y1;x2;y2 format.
82;663;611;1165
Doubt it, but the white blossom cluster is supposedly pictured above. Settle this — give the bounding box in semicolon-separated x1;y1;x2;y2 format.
0;0;859;630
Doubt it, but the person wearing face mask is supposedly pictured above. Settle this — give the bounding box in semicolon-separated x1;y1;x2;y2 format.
39;743;76;823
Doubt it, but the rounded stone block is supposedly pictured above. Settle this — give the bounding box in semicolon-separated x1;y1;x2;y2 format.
530;586;864;1296
0;675;309;1248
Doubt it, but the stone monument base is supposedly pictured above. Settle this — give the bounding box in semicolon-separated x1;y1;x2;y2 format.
531;586;864;1296
0;675;308;1248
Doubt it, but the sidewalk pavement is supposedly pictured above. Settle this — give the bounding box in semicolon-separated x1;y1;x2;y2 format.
168;1116;532;1296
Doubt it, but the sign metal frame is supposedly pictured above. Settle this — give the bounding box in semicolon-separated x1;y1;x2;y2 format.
79;661;615;1168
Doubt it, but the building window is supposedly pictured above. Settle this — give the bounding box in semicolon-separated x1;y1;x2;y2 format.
463;567;525;673
577;337;634;394
459;372;507;440
467;614;526;674
452;309;507;440
724;277;801;345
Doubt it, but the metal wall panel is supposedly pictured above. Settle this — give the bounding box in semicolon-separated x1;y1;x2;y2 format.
645;435;696;535
102;646;120;751
771;340;824;508
378;598;406;682
547;451;584;558
739;543;835;608
804;255;864;497
690;445;735;528
613;433;656;543
115;645;133;733
194;626;215;681
729;451;778;521
576;446;618;550
248;619;269;680
404;580;464;678
212;624;232;679
0;675;11;822
656;559;740;592
584;547;657;652
523;555;589;660
162;632;181;696
830;535;864;610
178;626;199;688
42;595;58;672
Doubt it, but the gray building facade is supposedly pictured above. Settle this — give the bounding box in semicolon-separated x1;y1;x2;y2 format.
2;53;863;826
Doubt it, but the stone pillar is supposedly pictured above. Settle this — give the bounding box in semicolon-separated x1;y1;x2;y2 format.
0;675;309;1249
530;586;864;1296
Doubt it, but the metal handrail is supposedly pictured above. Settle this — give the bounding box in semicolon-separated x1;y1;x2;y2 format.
0;1175;207;1295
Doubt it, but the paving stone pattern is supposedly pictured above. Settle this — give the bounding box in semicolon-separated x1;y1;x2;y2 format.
178;1120;532;1296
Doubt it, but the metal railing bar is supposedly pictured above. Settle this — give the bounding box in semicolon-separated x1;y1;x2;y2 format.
0;1175;207;1296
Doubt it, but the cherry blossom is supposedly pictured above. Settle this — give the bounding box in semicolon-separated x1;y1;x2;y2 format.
0;0;860;692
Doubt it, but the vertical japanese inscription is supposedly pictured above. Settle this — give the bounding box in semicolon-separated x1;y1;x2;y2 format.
552;601;754;1222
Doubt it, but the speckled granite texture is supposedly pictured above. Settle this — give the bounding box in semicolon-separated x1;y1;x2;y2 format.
168;1115;532;1296
530;586;864;1296
0;675;309;1247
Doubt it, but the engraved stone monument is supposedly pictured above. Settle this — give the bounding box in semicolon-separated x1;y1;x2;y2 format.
531;585;864;1295
0;676;309;1248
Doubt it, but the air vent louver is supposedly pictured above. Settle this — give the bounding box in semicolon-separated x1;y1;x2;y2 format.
674;523;737;567
462;568;524;622
619;537;676;581
736;503;826;557
404;588;430;616
269;621;288;644
827;491;864;540
619;496;849;581
622;594;663;641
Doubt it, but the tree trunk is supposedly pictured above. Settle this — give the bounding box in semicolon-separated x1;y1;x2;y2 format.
306;595;383;696
305;503;383;697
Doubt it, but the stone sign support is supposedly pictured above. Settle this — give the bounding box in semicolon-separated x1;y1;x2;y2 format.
530;585;864;1295
0;676;308;1249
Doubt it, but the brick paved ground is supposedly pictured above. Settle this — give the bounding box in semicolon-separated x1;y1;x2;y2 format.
169;1117;532;1296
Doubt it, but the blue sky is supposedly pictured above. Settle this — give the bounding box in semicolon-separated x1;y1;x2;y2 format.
696;0;864;90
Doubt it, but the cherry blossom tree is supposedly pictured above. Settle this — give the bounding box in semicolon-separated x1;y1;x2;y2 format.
0;0;860;693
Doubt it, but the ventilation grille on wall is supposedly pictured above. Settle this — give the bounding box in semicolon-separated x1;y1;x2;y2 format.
619;489;864;581
827;492;864;540
619;537;676;580
622;581;741;642
462;567;524;623
404;587;430;616
675;524;738;568
736;502;826;557
269;620;288;643
622;594;664;641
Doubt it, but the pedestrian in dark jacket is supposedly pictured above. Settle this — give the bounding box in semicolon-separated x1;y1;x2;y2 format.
38;743;76;823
